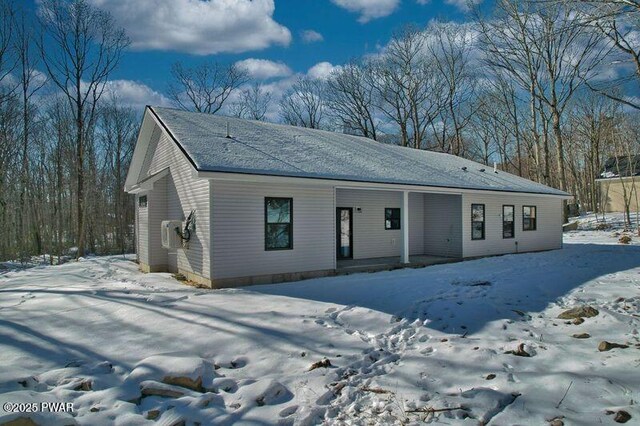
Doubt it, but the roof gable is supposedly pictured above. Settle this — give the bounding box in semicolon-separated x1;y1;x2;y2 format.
125;107;197;192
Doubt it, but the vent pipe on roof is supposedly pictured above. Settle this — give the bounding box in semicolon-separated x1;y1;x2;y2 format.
226;121;231;138
494;162;498;173
462;166;467;172
480;168;486;172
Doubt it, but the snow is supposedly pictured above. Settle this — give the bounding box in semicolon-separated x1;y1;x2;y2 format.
1;226;639;425
150;106;568;196
0;255;72;274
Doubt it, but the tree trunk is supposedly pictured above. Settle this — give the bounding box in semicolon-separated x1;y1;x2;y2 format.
529;86;542;182
552;108;567;191
76;91;85;258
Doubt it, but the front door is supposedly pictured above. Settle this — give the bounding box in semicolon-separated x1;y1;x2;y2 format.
336;208;353;259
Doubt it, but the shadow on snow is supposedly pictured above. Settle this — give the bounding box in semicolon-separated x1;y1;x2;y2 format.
250;243;640;334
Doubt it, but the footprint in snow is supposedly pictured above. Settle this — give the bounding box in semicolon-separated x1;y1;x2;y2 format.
420;347;436;356
229;357;247;369
279;405;298;417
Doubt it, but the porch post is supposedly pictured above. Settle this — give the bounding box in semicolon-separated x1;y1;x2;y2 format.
402;190;409;264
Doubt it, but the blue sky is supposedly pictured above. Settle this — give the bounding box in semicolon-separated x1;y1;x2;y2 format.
26;0;485;110
112;0;474;86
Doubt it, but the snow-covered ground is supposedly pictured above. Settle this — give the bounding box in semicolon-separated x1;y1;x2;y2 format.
1;217;639;425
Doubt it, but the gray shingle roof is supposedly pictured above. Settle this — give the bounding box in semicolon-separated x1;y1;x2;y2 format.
150;106;569;196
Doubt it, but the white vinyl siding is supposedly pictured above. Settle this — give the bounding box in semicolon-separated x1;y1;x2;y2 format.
212;181;335;280
137;124;211;279
135;180;168;269
136;194;148;264
147;177;168;268
336;189;460;259
423;193;463;258
137;125;162;183
462;193;562;258
336;189;403;259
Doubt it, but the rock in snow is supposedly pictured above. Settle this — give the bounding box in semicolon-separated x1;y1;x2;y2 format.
557;306;599;319
308;358;332;371
504;343;531;357
572;333;591;339
140;380;192;398
598;341;629;352
126;355;216;392
614;410;632;423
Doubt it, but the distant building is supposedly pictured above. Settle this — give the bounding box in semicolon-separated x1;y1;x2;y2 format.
596;155;640;213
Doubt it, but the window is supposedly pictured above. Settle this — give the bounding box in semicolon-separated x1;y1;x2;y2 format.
523;206;537;231
265;197;293;250
385;208;401;230
471;204;485;240
503;205;515;239
138;195;147;208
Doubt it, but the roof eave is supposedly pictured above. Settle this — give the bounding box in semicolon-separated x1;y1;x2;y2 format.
196;169;572;198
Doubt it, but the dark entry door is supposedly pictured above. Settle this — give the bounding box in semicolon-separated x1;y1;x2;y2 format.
336;208;353;259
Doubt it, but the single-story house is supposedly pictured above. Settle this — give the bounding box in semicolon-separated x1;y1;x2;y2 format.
597;155;640;213
125;107;570;288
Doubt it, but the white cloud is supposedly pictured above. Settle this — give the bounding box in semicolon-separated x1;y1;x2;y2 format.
103;80;170;110
307;62;341;80
0;73;18;90
331;0;400;23
445;0;482;12
301;30;324;43
235;59;293;80
85;0;291;55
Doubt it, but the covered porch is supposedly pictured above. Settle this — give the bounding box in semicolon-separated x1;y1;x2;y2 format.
337;254;459;273
334;187;463;270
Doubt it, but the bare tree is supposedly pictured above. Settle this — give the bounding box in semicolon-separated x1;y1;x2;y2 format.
15;7;46;258
530;2;605;192
98;96;137;253
0;0;15;100
471;91;512;166
477;0;547;183
428;21;478;156
0;96;20;260
279;77;325;129
371;26;446;149
168;61;248;114
479;0;605;192
565;0;640;110
230;83;272;121
46;98;78;261
483;70;527;175
566;93;617;214
38;0;129;257
325;61;378;140
0;0;15;260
